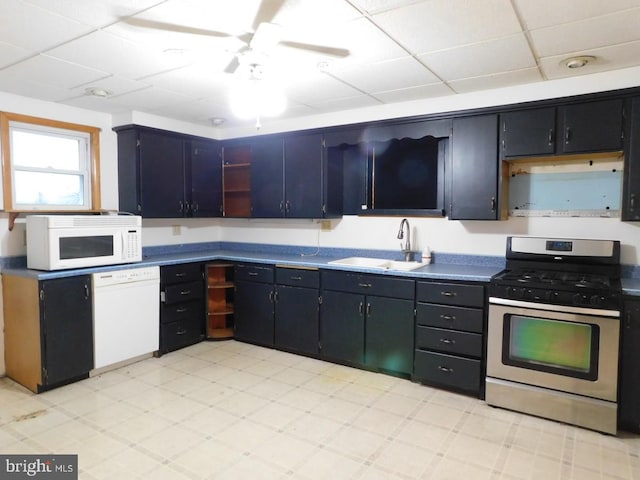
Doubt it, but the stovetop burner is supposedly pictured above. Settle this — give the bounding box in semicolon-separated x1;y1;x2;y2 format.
490;236;622;311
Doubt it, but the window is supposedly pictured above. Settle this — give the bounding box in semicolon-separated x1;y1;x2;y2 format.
0;112;101;212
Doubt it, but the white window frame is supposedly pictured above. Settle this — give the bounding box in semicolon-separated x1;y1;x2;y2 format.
0;112;101;213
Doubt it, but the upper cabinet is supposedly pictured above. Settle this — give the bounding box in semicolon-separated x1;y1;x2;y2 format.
623;97;640;221
222;132;341;219
328;119;450;216
500;99;624;159
114;125;222;218
450;115;499;220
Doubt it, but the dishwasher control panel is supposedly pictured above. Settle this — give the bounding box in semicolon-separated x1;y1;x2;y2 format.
92;266;160;288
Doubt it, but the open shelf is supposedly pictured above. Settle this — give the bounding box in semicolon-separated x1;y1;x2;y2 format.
205;263;235;340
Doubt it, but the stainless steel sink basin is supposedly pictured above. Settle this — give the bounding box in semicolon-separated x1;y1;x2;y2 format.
328;257;424;271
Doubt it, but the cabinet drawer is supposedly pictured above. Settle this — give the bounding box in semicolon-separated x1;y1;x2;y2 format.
161;263;202;284
417;281;484;307
413;350;480;393
322;270;414;299
161;316;204;353
235;263;274;283
416;303;483;333
163;281;203;304
161;300;204;325
416;326;482;357
276;267;319;288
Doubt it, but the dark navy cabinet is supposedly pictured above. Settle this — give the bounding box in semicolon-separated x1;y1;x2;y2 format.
619;298;640;432
234;263;275;346
623;97;640;221
319;270;415;375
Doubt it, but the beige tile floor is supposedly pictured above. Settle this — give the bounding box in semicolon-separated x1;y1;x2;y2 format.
1;340;639;479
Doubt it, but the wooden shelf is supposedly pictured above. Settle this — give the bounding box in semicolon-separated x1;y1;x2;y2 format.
205;263;235;340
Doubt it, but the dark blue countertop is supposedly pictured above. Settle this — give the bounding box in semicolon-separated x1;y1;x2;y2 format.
622;278;640;297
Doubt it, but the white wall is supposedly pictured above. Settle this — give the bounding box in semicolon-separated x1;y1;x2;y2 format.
2;66;640;377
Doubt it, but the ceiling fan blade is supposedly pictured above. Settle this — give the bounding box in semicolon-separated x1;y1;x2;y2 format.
123;17;234;38
224;56;241;74
279;40;350;58
251;0;287;30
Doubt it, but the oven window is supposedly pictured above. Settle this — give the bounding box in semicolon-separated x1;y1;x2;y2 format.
59;235;113;259
503;314;599;380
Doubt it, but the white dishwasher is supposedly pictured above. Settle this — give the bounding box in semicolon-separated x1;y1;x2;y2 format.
92;266;160;370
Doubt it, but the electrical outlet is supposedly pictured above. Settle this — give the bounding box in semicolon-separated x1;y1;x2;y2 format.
319;220;331;231
172;225;182;236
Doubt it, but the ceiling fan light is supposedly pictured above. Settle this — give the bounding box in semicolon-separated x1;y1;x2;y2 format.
230;77;286;119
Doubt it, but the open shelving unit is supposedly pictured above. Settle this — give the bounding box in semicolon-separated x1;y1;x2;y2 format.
205;262;235;340
222;145;251;217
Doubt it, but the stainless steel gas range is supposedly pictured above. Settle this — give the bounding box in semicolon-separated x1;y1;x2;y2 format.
486;236;622;434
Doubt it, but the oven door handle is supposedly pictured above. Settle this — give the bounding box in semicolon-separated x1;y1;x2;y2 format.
488;297;620;318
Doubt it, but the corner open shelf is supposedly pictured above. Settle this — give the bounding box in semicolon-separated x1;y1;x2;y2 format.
205;262;235;340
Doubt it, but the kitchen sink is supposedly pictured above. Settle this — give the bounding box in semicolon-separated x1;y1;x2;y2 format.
328;257;424;271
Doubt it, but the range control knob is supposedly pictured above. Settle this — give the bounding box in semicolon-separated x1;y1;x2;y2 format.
506;287;524;299
572;293;586;306
590;295;605;307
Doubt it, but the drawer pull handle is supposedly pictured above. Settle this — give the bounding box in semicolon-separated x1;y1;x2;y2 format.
175;273;187;278
180;290;192;295
175;307;188;313
291;276;303;281
441;291;456;297
439;338;455;345
440;314;455;321
358;302;364;315
358;283;372;288
437;366;453;374
176;328;187;335
248;272;259;277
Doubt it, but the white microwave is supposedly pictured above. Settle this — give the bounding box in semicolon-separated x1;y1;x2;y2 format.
26;215;142;271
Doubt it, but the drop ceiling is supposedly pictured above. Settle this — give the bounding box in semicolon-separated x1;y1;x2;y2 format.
1;0;639;128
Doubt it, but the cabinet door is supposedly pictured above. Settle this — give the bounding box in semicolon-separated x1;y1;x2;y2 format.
234;280;274;346
560;99;623;154
274;285;319;356
116;128;141;215
284;133;323;218
139;131;186;217
450;115;499;220
365;296;414;375
340;144;370;214
190;139;222;217
40;276;93;386
319;290;364;366
623;97;640;221
251;137;284;217
619;299;640;432
500;107;556;157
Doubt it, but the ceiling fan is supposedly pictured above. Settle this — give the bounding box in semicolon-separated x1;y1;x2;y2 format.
123;0;351;75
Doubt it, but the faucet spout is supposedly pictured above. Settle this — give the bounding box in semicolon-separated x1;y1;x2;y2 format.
397;218;412;260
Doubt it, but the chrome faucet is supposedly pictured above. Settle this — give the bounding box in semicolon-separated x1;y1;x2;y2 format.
397;218;413;261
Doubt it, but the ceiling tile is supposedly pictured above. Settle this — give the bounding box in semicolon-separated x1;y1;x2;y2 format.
370;0;521;54
283;71;366;105
59;94;133;114
46;30;192;80
0;42;33;69
419;34;536;81
0;69;73;102
349;0;426;15
21;0;166;28
332;56;439;93
0;54;109;90
110;85;200;111
0;0;92;52
309;94;381;113
530;8;640;57
69;75;151;98
447;67;543;93
540;40;640;79
142;62;237;99
514;0;640;30
372;82;454;103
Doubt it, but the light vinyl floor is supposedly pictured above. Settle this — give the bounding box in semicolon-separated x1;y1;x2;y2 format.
1;340;639;479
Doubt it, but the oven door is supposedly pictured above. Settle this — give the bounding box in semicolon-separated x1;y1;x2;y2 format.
487;298;620;402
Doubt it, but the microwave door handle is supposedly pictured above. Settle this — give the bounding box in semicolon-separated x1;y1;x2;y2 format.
120;230;126;258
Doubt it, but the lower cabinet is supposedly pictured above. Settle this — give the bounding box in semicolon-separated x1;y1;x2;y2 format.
234;263;275;346
3;274;94;393
160;263;205;354
320;270;415;375
413;280;485;396
619;298;640;432
274;267;320;356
